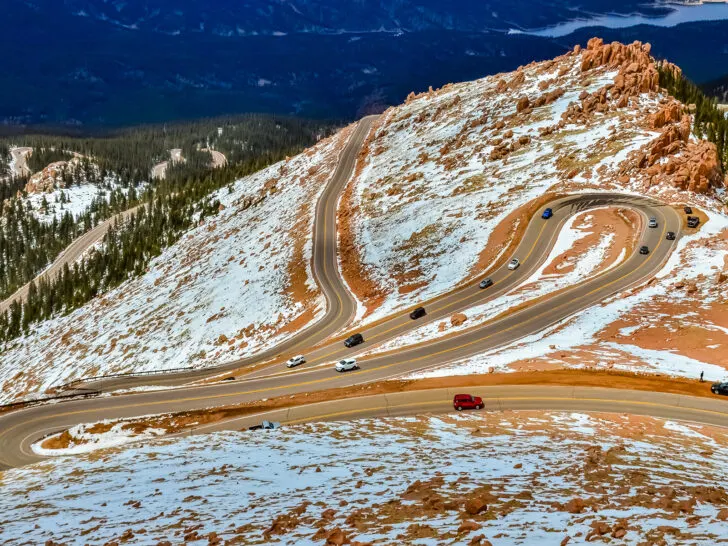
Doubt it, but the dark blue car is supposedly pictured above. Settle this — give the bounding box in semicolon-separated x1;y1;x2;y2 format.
542;208;553;219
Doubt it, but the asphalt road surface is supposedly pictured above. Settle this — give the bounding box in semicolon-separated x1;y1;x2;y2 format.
194;386;728;434
64;116;378;393
64;189;680;393
0;115;701;470
2;385;727;469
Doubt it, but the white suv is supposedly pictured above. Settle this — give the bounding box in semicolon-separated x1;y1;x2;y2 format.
648;217;658;228
286;355;306;368
335;358;358;372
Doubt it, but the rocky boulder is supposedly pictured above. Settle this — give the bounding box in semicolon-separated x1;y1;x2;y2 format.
450;313;468;327
516;96;530;113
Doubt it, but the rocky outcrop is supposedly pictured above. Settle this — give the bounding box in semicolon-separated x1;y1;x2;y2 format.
450;313;468;327
662;140;723;193
532;87;566;108
516;96;530;113
649;101;682;129
560;38;660;128
636;101;724;194
25;161;68;194
580;38;659;96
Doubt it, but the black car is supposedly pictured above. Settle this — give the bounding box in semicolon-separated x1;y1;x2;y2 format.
409;306;426;320
479;278;493;289
684;205;693;214
711;382;728;396
344;333;364;348
687;216;700;228
639;245;649;255
666;231;676;240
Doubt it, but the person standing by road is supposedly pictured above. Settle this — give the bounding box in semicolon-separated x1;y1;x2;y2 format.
700;371;704;382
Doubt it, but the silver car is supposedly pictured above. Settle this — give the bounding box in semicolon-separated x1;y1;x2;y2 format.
286;355;306;368
335;358;359;372
648;217;658;228
507;258;520;270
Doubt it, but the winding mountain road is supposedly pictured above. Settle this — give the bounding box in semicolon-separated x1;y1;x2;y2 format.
0;205;143;314
0;114;717;471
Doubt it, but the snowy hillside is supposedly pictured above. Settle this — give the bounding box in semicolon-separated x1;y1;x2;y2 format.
0;126;354;403
14;154;135;223
341;39;724;326
3;411;728;544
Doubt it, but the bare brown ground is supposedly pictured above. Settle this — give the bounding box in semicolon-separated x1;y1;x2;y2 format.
598;301;728;368
40;430;74;450
41;369;721;449
337;116;388;319
539;207;639;278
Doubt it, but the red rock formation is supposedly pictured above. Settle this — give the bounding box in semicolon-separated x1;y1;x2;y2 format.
580;38;658;96
533;87;566;108
463;497;488;515
516;96;531;113
450;313;468;327
649;101;682;129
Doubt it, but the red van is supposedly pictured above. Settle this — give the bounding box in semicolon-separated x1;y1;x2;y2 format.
453;394;484;411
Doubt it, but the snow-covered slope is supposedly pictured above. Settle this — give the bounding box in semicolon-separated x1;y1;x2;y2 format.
20;155;134;223
0;127;353;403
3;412;728;544
340;39;724;327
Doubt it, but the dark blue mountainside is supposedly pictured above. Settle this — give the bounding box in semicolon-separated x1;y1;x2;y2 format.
2;0;728;127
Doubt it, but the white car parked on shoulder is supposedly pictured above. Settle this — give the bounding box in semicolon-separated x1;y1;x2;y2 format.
507;258;520;270
286;355;306;368
335;358;359;372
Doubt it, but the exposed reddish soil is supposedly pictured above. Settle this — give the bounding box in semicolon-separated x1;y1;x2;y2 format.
337;115;388;319
539;207;640;278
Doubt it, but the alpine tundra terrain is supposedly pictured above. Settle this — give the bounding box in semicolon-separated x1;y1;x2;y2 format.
1;37;728;544
3;412;728;544
1;38;726;402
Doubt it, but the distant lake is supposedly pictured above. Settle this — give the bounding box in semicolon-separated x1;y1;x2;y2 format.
512;2;728;38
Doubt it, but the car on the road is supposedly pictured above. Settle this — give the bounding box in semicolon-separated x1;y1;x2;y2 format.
711;382;728;396
507;258;520;270
286;355;306;368
639;245;649;255
409;306;426;320
249;421;280;431
344;333;364;348
541;208;553;219
335;358;359;372
666;231;676;240
684;205;693;214
648;217;658;228
453;394;484;411
687;216;700;228
479;278;493;289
